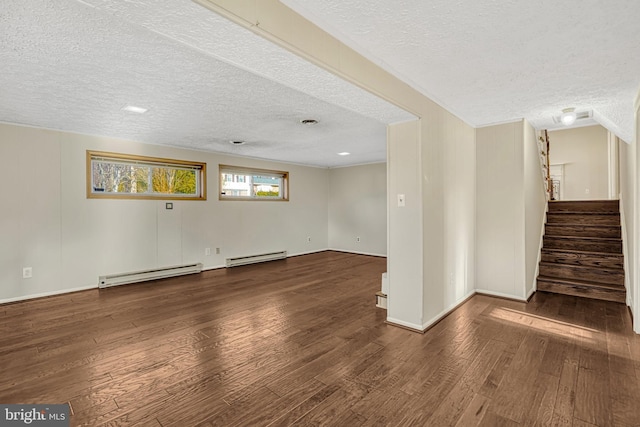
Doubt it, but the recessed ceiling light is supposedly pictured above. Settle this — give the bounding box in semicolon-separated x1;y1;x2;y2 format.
229;140;246;145
121;105;148;114
337;152;351;156
300;119;318;125
560;108;577;126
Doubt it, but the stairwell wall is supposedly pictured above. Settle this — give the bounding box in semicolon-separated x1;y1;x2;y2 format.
622;88;640;333
476;122;526;299
548;125;609;200
476;120;546;300
631;88;640;333
524;121;547;298
620;138;634;311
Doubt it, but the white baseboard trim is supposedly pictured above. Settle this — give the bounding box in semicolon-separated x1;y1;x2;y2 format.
385;317;424;332
202;264;226;271
327;248;387;257
0;284;97;305
386;290;476;333
526;287;536;300
202;249;330;272
475;289;528;302
288;249;331;257
421;290;476;331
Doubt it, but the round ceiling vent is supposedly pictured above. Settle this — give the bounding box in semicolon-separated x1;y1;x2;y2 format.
300;119;318;125
229;140;245;145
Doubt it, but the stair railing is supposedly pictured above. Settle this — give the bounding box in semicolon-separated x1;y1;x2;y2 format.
537;130;553;200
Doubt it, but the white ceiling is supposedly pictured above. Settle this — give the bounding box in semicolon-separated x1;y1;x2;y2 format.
284;0;640;143
0;0;414;168
3;1;638;170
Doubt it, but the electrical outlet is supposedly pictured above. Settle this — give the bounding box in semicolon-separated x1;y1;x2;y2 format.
215;248;220;255
307;236;311;242
205;248;211;256
356;236;361;243
22;267;32;279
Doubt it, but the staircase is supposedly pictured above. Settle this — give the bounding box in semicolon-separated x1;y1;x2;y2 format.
537;200;626;303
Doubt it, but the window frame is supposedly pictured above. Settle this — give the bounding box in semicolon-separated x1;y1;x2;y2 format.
86;150;207;200
219;164;289;202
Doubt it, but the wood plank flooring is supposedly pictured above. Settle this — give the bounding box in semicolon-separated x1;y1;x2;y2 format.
1;251;639;426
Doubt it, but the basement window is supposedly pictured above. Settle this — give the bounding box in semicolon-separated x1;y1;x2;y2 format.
87;151;206;200
219;164;289;201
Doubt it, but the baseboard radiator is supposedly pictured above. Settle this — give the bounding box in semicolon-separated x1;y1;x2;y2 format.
99;263;203;288
226;250;287;268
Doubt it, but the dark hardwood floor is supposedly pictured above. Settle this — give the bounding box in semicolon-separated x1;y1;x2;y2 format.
1;251;639;426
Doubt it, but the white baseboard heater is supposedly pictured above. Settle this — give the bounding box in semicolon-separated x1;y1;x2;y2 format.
226;250;287;268
99;263;203;288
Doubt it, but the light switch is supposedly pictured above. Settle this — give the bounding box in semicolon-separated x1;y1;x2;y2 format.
397;194;405;207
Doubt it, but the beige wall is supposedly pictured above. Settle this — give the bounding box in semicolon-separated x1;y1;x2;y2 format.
0;122;330;302
476;122;525;298
388;120;423;327
476;120;546;300
620;89;639;333
548;125;609;200
328;163;387;256
422;108;476;320
625;89;640;333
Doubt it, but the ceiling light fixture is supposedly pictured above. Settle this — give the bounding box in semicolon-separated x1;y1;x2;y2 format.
300;119;318;125
337;152;351;156
560;108;577;126
121;105;148;114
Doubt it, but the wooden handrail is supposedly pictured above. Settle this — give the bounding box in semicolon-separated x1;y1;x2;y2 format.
544;129;553;197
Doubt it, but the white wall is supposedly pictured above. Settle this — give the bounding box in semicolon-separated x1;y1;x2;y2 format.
475;120;546;300
635;90;640;333
476;122;526;299
387;120;423;329
422;109;476;327
328;163;386;256
0;122;330;302
523;121;547;298
548;125;609;200
620;138;635;316
627;89;640;333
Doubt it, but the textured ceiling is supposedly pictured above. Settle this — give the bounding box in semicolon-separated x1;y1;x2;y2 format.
283;0;640;143
0;0;414;168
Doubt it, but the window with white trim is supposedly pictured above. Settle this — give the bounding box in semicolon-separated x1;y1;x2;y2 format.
87;151;206;200
219;164;289;201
